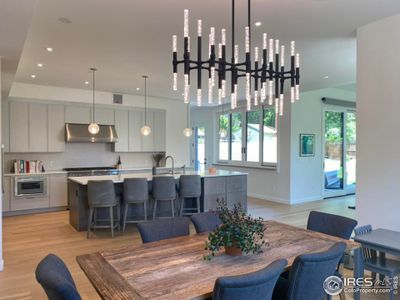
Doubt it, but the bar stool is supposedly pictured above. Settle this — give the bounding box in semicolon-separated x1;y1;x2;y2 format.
87;180;120;238
122;178;149;231
152;176;177;219
179;175;201;216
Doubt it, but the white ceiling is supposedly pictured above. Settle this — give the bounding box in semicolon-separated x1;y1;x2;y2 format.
7;0;400;102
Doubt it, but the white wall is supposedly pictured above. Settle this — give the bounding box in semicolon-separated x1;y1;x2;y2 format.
191;87;355;204
357;14;400;231
9;82;190;167
0;57;3;271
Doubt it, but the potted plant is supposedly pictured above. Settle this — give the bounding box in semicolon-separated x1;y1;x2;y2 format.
204;199;267;260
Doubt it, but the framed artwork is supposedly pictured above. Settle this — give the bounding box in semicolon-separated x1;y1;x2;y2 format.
300;134;315;157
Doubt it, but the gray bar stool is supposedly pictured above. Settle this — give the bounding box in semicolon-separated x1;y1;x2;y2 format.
122;178;149;231
179;175;201;216
152;176;177;219
87;180;120;238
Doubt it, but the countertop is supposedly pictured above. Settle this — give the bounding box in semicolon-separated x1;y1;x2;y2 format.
68;170;247;185
4;170;68;177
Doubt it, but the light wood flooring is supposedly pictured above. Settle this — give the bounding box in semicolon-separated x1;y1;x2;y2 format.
0;195;385;300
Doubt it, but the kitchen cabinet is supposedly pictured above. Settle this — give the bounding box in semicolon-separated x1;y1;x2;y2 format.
94;107;114;125
202;177;226;211
65;105;91;124
9;102;29;152
49;174;68;207
114;110;129;152
2;176;11;212
47;104;65;152
129;110;142;152
153;110;166;152
29;103;48;152
226;175;247;210
141;111;154;152
2;101;10;152
10;177;50;211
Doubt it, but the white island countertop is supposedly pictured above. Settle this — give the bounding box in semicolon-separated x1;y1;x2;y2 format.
68;170;247;185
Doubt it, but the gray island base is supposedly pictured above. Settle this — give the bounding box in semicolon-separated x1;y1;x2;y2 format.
68;170;247;231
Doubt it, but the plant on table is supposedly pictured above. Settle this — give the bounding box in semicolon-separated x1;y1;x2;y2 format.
204;199;267;260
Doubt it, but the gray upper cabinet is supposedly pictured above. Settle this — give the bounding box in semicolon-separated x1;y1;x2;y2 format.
29;103;48;152
154;110;166;152
10;102;29;153
2;101;10;152
141;111;154;152
48;104;65;152
94;107;114;125
114;110;129;152
65;105;91;124
129;110;142;152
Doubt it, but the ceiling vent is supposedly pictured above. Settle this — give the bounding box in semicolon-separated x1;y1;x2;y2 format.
113;94;123;104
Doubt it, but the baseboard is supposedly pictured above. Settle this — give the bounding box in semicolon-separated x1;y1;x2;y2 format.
290;195;323;205
248;192;291;204
0;259;4;271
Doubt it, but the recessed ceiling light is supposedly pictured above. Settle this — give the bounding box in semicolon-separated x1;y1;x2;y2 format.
136;87;140;91
255;21;262;27
322;75;329;79
45;47;53;52
30;74;36;78
37;63;43;67
84;81;89;85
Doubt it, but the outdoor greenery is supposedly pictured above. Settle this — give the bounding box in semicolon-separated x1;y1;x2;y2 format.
204;199;267;260
325;111;356;144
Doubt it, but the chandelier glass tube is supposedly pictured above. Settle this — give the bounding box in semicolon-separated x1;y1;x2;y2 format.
172;0;300;116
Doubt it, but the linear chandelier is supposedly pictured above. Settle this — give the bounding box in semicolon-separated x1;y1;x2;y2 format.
172;0;300;116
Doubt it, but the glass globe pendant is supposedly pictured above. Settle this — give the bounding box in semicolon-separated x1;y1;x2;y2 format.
141;75;152;136
140;125;151;136
88;67;99;135
183;127;192;137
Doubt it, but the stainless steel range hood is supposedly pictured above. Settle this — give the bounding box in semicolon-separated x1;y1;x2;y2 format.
65;123;118;143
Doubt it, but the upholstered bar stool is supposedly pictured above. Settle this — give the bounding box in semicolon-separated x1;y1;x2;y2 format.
152;176;177;219
179;175;201;216
122;178;149;231
87;180;120;238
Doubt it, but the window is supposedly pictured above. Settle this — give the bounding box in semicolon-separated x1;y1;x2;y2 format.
218;114;229;160
217;107;277;168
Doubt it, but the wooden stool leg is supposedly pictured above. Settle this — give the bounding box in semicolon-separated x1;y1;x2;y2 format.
87;207;94;239
110;207;114;238
153;200;157;220
171;199;175;218
123;203;129;232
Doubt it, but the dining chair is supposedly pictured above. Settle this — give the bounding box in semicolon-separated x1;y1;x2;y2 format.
87;180;120;238
179;175;201;216
272;242;347;300
122;178;149;231
136;217;190;243
191;212;222;233
307;211;358;240
355;225;400;300
212;259;287;300
36;254;82;300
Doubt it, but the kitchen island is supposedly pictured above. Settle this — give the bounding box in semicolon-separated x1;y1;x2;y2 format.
68;170;247;231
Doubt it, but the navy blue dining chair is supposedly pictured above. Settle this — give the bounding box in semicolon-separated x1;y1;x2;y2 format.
137;217;190;243
272;242;347;300
191;212;222;233
212;259;288;300
36;254;82;300
307;211;357;240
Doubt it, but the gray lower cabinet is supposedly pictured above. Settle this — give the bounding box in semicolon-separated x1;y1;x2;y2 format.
10;177;50;211
49;174;68;207
9;102;29;153
226;175;247;210
48;104;65;152
29;103;48;152
2;177;11;212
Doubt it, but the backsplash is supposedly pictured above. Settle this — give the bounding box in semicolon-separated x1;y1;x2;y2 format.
4;143;157;173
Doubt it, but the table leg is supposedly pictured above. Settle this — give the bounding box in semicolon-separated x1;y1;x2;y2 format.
379;252;386;283
353;247;364;300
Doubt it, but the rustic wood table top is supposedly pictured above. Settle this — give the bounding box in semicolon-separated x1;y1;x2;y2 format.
76;220;360;300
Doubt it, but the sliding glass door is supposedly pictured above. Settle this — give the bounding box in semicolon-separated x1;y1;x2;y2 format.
323;108;356;197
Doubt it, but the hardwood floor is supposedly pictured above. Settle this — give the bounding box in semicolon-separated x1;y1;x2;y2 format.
0;195;381;300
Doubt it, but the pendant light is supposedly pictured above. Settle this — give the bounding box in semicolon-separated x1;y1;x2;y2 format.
88;68;100;135
183;102;192;137
140;75;151;136
219;93;227;138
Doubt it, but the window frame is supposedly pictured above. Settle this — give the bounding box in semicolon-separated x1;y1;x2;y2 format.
216;105;278;170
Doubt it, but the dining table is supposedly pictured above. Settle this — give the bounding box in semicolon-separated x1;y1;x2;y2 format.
77;220;363;300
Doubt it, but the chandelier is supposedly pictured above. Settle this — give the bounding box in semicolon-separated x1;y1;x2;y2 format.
172;0;300;116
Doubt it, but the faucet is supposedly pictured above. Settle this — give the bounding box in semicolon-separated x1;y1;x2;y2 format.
165;156;175;175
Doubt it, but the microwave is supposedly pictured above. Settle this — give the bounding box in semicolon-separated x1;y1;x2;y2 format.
15;175;47;197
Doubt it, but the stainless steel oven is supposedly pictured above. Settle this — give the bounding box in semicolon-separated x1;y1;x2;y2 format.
15;176;47;197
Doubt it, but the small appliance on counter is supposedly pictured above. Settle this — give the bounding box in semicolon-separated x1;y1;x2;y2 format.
13;159;45;174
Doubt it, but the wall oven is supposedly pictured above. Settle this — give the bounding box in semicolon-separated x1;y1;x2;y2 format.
15;176;48;197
